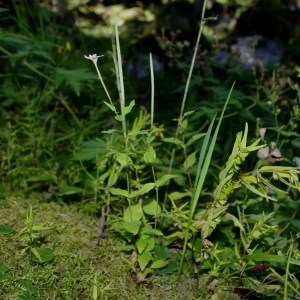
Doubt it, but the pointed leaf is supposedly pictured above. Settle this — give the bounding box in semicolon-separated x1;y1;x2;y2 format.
142;199;161;216
109;187;129;198
31;247;54;263
116;152;132;167
123;100;135;115
162;137;183;145
224;213;245;232
130;183;155;199
186;133;206;146
150;260;168;269
104;101;117;113
144;147;156;164
156;174;178;187
124;220;141;235
183;151;197;170
140;227;163;236
136;238;149;254
124;203;143;222
138;252;152;271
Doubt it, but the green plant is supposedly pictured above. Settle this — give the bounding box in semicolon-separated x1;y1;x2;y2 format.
75;9;300;300
15;205;54;263
0;1;107;196
17;279;42;300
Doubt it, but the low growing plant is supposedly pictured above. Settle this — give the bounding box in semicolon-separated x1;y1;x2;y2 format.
75;5;300;299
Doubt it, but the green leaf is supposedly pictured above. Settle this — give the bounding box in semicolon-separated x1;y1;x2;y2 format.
179;118;188;134
150;260;168;269
104;101;117;113
224;213;245;232
0;264;9;281
54;68;95;96
244;254;300;266
154;244;169;260
31;248;54;263
140;227;163;236
136;238;149;254
124;203;143;222
57;184;84;196
116;152;132;167
183;151;197;170
155;174;178;187
0;264;9;274
0;224;14;235
109;187;129;198
142;199;161;216
162;137;183;145
143;147;156;164
186;133;206;146
72;139;106;161
168;191;191;201
129;183;155;199
145;237;155;252
122;100;135;115
17;277;43;299
124;221;141;235
138;252;152;271
183;110;195;117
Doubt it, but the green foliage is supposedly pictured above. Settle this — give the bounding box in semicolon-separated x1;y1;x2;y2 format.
0;205;56;265
2;1;300;298
0;2;106;195
78;17;300;296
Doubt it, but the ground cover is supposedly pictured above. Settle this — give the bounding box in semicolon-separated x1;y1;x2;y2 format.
0;194;197;299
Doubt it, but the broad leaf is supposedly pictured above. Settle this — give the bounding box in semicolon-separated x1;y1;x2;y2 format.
123;203;143;222
124;220;141;235
142;199;161;216
138;252;152;271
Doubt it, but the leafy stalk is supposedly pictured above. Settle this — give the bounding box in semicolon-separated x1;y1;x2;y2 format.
178;82;235;276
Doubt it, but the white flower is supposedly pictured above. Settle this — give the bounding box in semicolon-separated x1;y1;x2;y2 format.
84;54;103;64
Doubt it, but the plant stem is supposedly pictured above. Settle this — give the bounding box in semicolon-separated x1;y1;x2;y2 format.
168;0;209;175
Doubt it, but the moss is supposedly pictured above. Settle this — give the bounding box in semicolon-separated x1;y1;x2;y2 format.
0;194;199;299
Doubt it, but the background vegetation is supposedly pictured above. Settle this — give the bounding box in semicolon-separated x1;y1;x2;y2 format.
1;0;300;299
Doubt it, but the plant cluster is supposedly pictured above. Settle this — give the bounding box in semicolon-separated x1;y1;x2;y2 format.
76;13;300;300
1;0;300;299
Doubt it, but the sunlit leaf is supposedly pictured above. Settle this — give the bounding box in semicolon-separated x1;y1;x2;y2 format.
138;252;152;271
109;187;129;198
142;199;161;216
143;147;156;164
123;203;143;222
124;221;141;235
150;260;168;269
136;238;148;254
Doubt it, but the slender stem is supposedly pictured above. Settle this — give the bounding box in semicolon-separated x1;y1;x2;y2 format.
168;0;209;175
114;23;126;135
93;62;114;108
150;53;155;127
284;239;294;300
